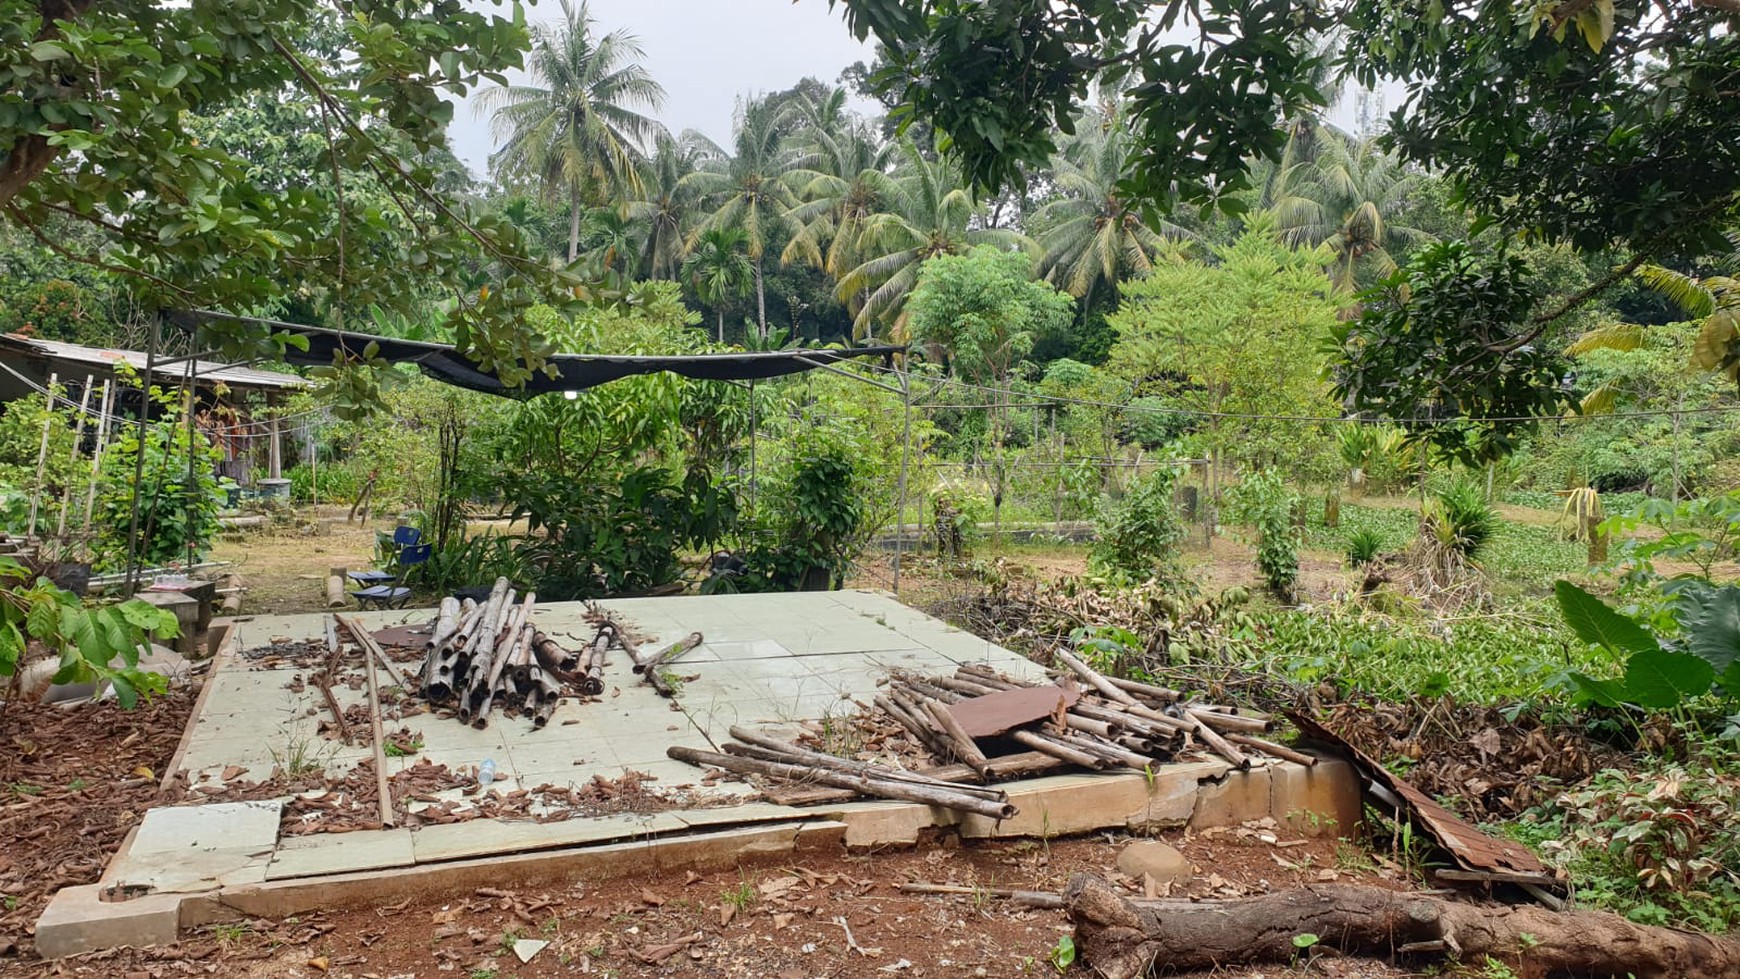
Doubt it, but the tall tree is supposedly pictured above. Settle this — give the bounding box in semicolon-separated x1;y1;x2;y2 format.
683;227;754;343
1034;111;1192;304
481;0;666;264
682;97;803;338
1267;131;1430;292
783;88;897;283
835;142;1027;340
625;133;703;281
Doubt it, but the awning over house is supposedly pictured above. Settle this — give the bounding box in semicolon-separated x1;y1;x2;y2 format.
166;310;903;398
0;332;309;395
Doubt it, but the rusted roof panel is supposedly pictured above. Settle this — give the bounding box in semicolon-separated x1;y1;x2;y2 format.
1288;712;1552;879
948;686;1080;738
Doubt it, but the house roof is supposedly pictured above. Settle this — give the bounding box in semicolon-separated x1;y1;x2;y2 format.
0;333;309;393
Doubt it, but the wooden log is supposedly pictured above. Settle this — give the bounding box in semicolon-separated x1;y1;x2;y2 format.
667;745;1016;820
324;574;346;609
1189;717;1251;769
1063;873;1740;979
762;751;1067;806
924;674;1004;697
531;632;579;675
1052;647;1137;705
1050;731;1155;771
721;742;1009;801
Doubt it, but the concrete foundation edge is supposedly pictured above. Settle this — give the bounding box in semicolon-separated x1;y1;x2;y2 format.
35;757;1361;958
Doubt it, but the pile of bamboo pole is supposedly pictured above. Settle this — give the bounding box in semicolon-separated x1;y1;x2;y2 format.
666;644;1314;818
417;577;572;729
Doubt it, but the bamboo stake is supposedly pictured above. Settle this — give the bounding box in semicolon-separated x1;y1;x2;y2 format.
336;613;409;690
361;619;396;827
26;371;58;538
55;374;94;537
80;379;112;539
1007;729;1111;769
667;745;1016;820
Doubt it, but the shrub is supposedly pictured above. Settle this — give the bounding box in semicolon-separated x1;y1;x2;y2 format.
1227;468;1300;602
1089;464;1186;586
91;394;223;571
1347;527;1384;566
732;424;875;592
1432;478;1498;557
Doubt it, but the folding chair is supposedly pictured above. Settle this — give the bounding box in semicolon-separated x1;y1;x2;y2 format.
349;526;426;588
350;584;412;609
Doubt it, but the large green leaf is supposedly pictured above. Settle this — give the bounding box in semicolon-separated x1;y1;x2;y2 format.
1720;661;1740;702
1565;671;1628;708
1677;583;1740;672
1554;580;1657;656
1622;649;1715;709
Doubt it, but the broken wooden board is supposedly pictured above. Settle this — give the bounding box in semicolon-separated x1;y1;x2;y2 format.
1287;711;1554;882
948;686;1081;738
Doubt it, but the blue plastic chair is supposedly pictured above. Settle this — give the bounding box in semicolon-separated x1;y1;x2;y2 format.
351;584;413;609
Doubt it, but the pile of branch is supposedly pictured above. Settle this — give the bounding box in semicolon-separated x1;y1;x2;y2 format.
416;578;574;729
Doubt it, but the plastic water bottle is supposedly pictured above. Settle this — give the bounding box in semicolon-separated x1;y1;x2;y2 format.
478;758;497;788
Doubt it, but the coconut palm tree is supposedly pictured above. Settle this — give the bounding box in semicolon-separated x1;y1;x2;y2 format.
683;227;754;343
1033;111;1193;307
480;0;665;264
626;133;704;281
681;96;802;338
1569;248;1740;409
834;141;1028;340
782;88;897;282
1268;130;1430;292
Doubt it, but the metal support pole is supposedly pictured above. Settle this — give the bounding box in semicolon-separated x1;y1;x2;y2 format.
124;317;159;597
892;365;913;596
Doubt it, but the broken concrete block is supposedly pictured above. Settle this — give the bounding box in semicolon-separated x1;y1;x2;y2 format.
35;884;181;959
1268;756;1363;838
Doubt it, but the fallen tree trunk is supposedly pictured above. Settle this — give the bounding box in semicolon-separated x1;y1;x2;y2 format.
1063;873;1740;979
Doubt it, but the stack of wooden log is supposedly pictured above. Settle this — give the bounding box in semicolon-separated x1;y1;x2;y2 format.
416;578;575;729
666;644;1317;819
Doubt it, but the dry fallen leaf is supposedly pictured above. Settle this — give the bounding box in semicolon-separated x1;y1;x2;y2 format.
307;956;329;971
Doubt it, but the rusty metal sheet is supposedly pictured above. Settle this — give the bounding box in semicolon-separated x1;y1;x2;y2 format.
1288;711;1552;880
368;623;433;648
948;686;1080;738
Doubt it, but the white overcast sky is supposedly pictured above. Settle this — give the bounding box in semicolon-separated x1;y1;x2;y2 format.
448;0;875;178
447;0;1390;181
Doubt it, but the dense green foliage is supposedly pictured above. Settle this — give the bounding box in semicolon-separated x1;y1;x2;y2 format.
90;391;224;571
1;558;180;708
1227;468;1302;602
1088;465;1185;587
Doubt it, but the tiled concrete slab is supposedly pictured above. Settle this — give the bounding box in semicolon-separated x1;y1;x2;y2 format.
268;830;416;880
409;811;689;863
131;801;283;854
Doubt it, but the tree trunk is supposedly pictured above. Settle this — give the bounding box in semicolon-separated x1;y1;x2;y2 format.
1064;874;1740;979
754;254;767;339
567;184;581;265
717;308;725;344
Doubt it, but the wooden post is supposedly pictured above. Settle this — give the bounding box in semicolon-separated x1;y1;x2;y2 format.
267;394;283;480
26;371;59;539
81;379;113;537
55;374;94;537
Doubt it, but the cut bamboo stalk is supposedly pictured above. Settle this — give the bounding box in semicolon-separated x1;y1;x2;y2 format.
1227;733;1316;767
80;378;112;539
1105;674;1184;703
1051;731;1155;771
1053;646;1137;705
313;676;351;745
923;700;992;776
635;631;704;675
1008;730;1110;769
728;725;1004;795
1189;716;1251;769
720;740;1008;801
1186;707;1274;734
874;693;954;761
426;596;462;650
667;745;1016;820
